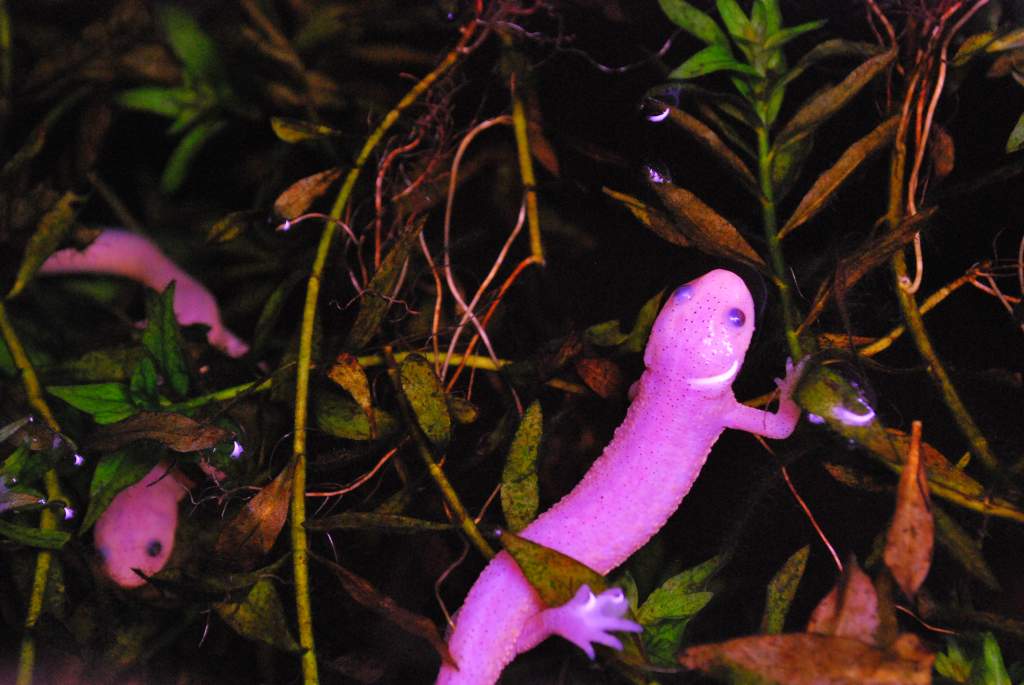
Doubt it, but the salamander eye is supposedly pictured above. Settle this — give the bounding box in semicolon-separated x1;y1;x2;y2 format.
672;284;694;302
727;308;746;327
145;540;163;557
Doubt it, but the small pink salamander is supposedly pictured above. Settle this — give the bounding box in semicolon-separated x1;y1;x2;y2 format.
437;269;802;684
39;228;249;358
93;462;191;588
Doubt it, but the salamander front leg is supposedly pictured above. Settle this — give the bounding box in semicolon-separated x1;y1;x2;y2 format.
515;585;642;659
722;358;804;440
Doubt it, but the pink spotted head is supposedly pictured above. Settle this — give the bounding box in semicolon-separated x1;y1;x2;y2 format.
644;269;755;390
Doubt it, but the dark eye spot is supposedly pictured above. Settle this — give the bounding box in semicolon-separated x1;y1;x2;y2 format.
145;540;163;557
727;308;746;327
673;285;694;302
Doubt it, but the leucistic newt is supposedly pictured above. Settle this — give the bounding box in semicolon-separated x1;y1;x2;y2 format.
93;462;192;588
39;228;249;358
437;269;803;684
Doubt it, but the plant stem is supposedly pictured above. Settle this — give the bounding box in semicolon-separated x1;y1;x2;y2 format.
287;21;478;684
756;127;803;359
383;348;494;559
0;302;64;685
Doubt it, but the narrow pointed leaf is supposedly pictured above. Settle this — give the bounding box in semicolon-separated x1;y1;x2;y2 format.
156;4;225;84
658;0;728;46
305;513;452;533
143;283;189;398
715;0;752;41
761;545;809;634
499;529;607;607
777;47;895;145
160;119;226;194
664;106;757;194
398;354;451;448
89;412;232;452
0;519;70;549
47;382;138;425
501;400;542;532
273;167;342;219
648;180;766;268
602;187;691;249
1006;112;1024;153
779;116;898;238
763;20;827;50
8;190;84;299
669;44;759;80
884;422;933;598
214;579;301;652
270;116;344;143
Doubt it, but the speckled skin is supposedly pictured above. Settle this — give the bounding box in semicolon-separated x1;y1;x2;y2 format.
39;229;249;358
93;462;190;588
437;270;802;684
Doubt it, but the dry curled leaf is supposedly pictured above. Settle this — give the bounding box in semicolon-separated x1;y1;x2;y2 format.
273;167;342;219
807;560;880;644
574;357;624;399
884;421;934;598
214;461;294;570
88;412;232;452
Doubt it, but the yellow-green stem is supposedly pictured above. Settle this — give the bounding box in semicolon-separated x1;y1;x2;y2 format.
288;30;473;684
0;302;64;685
756;127;803;359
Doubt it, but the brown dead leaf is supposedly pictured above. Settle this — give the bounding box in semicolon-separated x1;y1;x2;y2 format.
884;421;934;598
313;552;453;666
665;106;758;195
602;187;690;249
574;358;624;399
807;560;880;644
929;124;955;182
214;461;295;569
273;167;342;219
328;353;376;438
647;180;767;268
680;633;933;685
89;412;232;452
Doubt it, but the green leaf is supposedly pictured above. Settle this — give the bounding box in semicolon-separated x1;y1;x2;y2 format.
314;391;396;441
49;346;148;383
935;638;972;682
771;131;814;202
305;512;453;533
128;356;160;407
988;26;1024;53
7;190;84;299
759;545;809;633
160;118;226;194
767;40;883;115
270;116;344;143
156;4;226;84
501;401;542;532
1006;112;1024;154
499;529;607;607
47;383;138;424
398;355;451;448
752;0;781;35
214;578;302;653
80;447;161;532
658;0;728;47
763;19;827;50
715;0;752;41
624;289;667;354
972;633;1011;685
636;556;720;623
142;283;189;398
669;44;759;80
115;86;192;118
1;444;64;488
0;518;70;549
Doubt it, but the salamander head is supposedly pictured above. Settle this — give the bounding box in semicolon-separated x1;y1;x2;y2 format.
644;269;755;390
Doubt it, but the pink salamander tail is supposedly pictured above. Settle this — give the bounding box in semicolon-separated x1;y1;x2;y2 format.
39;228;249;358
437;552;543;684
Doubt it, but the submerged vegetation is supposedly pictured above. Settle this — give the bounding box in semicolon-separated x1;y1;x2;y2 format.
0;0;1022;682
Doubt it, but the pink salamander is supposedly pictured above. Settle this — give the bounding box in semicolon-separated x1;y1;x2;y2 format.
437;269;803;683
93;462;191;588
39;228;249;358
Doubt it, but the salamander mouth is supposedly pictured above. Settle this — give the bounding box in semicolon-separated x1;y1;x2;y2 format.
685;359;740;388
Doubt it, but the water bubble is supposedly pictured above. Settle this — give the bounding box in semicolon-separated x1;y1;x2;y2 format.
807;413;825;425
644;162;672;185
63;506;76;521
640;97;670;123
230;440;244;459
73;453;85;467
